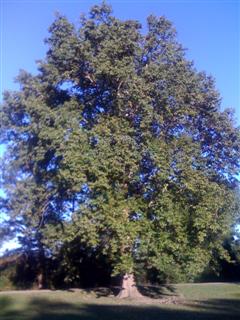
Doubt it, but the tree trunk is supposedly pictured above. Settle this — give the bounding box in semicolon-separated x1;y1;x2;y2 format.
37;272;44;289
117;273;143;299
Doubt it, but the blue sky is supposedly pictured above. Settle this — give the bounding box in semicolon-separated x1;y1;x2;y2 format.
0;0;239;122
0;1;239;251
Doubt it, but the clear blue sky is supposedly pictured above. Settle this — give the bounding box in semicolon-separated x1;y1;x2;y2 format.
0;0;239;123
0;0;239;253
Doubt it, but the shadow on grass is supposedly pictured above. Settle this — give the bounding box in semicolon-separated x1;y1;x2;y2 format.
67;286;117;298
0;296;12;314
75;284;177;299
138;284;176;299
186;298;240;316
0;295;240;320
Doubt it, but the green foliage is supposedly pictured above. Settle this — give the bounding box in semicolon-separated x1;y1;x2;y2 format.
0;265;16;291
0;2;239;283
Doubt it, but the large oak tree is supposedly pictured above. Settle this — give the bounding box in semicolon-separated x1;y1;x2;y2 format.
0;3;239;297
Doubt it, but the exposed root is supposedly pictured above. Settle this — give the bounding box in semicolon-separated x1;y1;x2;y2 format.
117;273;144;299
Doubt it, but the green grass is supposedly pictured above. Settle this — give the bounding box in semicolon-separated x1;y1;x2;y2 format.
0;283;239;320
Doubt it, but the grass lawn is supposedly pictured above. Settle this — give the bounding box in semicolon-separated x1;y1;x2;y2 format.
0;283;239;320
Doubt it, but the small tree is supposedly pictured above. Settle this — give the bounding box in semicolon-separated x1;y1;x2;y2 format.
0;3;239;297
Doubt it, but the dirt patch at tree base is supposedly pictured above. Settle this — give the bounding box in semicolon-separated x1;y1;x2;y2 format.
118;294;185;305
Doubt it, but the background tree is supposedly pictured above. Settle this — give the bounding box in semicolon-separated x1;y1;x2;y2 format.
0;2;239;297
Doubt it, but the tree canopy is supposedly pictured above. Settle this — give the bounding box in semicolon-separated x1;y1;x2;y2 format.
0;3;239;293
